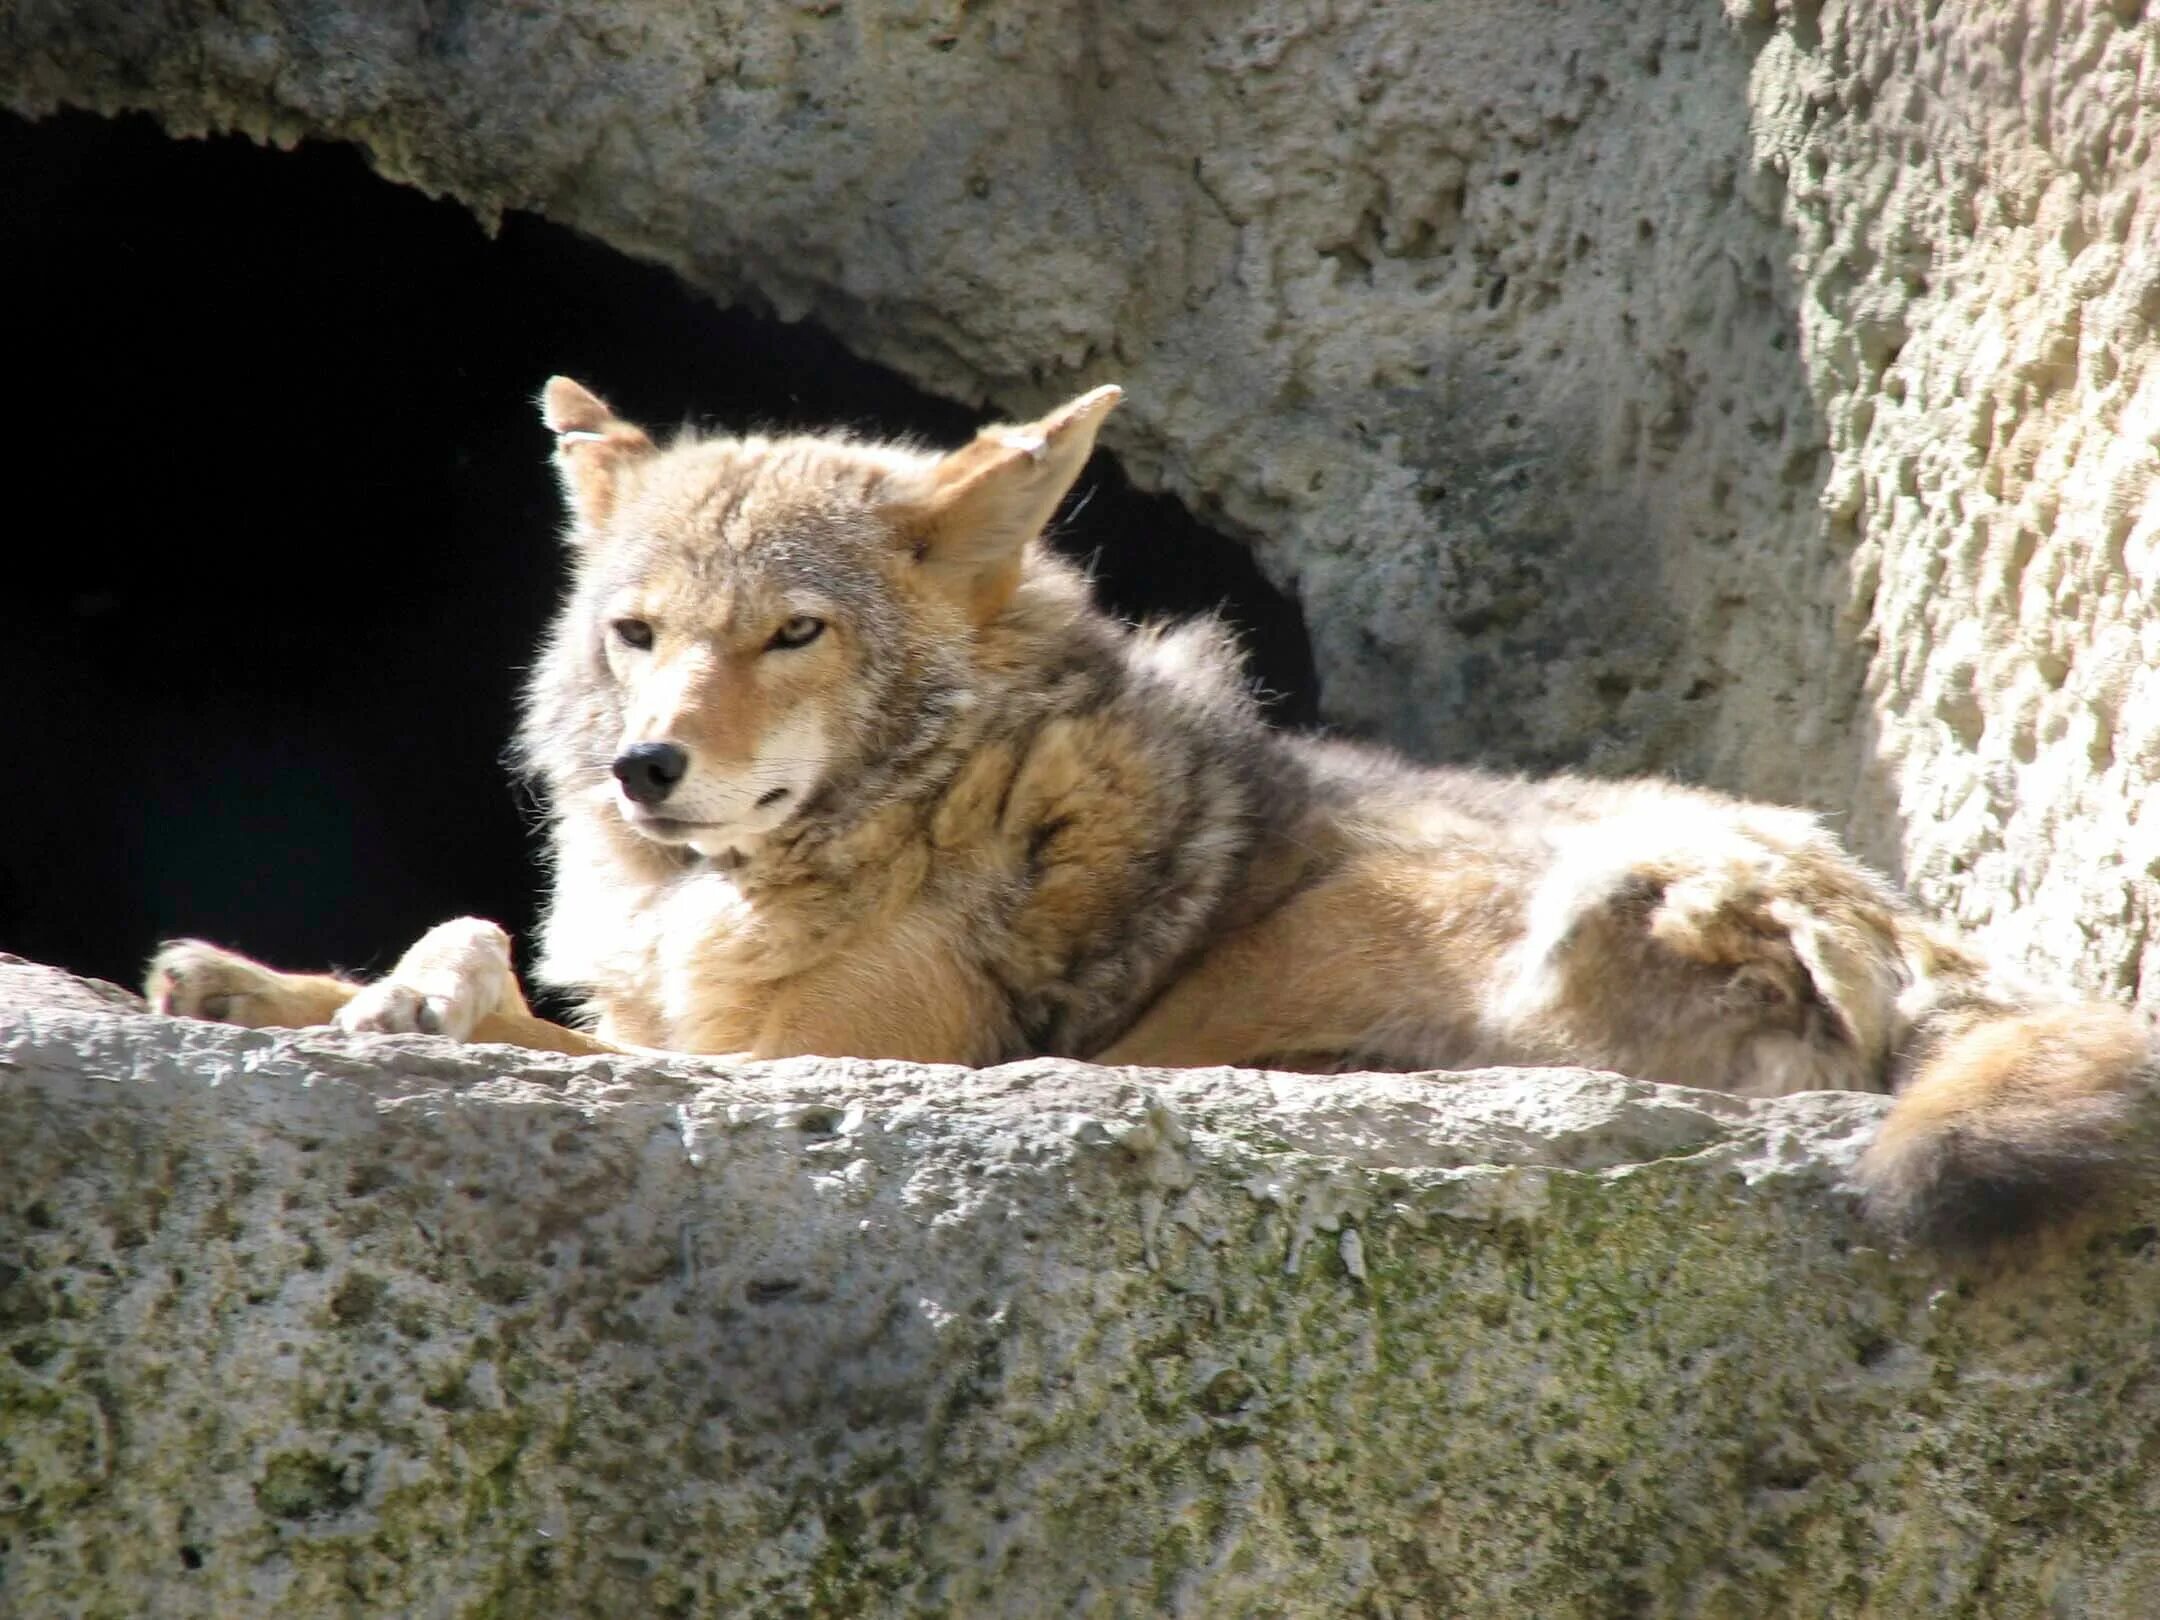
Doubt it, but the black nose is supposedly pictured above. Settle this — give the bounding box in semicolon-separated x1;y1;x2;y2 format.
612;742;689;806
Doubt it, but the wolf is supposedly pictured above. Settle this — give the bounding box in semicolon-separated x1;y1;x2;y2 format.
149;377;2155;1247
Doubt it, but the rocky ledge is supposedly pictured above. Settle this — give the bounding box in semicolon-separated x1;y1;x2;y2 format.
4;955;2160;1617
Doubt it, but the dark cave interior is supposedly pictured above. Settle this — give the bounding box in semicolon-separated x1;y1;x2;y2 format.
0;109;1318;996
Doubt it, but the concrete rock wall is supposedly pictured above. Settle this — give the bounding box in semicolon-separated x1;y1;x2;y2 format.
1736;1;2160;997
8;959;2160;1617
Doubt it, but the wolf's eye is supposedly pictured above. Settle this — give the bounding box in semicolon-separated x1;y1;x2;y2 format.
612;618;654;650
768;615;826;651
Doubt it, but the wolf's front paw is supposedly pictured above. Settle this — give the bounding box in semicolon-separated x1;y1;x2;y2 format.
146;940;305;1027
331;918;512;1043
334;979;482;1041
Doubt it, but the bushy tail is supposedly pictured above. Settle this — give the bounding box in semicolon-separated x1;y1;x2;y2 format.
1859;935;2156;1247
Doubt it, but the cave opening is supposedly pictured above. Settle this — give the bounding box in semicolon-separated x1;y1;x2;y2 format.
1;109;1318;994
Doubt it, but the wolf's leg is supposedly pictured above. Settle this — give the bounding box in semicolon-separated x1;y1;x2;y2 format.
1491;796;2160;1242
742;938;1012;1064
1101;805;1907;1089
331;917;513;1040
148;926;621;1056
1091;943;1370;1070
332;917;624;1056
146;940;364;1028
1474;794;1919;1097
466;983;628;1056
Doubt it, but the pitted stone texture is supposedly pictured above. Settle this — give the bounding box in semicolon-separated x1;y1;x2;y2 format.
1732;2;2160;998
8;963;2160;1617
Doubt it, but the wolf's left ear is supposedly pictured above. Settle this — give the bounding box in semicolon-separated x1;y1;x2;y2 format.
540;376;655;535
891;385;1122;618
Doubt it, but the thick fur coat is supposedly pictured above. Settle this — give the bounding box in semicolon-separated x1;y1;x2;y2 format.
151;379;2156;1248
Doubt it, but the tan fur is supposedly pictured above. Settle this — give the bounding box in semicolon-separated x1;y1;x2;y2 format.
149;923;615;1056
1858;1002;2155;1244
149;379;2157;1249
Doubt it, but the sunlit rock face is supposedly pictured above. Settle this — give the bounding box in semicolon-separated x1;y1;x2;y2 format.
8;957;2160;1616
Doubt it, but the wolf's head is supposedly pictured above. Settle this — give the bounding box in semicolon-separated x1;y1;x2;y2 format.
520;376;1122;861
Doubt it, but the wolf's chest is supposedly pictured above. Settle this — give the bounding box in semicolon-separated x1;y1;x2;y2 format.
543;854;876;1047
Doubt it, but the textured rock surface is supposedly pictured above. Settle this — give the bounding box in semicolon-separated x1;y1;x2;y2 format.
1735;2;2160;1001
8;958;2160;1617
6;1;2157;994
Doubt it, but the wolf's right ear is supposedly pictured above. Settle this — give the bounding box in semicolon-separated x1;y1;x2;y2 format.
540;376;654;535
888;384;1122;621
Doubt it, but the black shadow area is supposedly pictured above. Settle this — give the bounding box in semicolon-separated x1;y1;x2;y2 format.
0;109;1317;990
